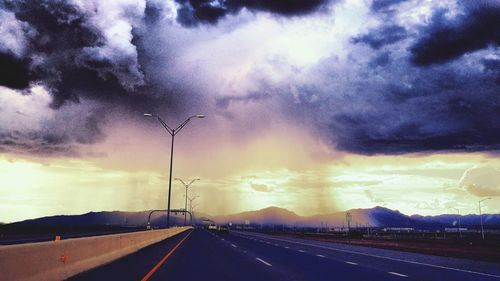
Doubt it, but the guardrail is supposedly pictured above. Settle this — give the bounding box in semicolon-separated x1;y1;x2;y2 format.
0;226;191;281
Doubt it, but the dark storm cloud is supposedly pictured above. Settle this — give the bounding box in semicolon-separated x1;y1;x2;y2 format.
351;24;407;50
482;58;500;85
277;43;500;154
0;0;147;107
0;0;187;156
0;104;108;157
411;3;500;66
2;0;500;159
250;0;500;155
174;0;333;26
1;131;82;158
339;69;500;154
368;51;391;68
0;52;32;89
0;1;119;156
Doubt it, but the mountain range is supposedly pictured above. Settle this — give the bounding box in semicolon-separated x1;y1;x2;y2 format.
2;206;499;232
211;206;500;228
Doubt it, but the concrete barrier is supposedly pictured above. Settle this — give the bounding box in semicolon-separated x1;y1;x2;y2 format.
0;227;191;281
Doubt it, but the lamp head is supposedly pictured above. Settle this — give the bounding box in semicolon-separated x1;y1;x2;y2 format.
195;115;205;119
143;113;154;117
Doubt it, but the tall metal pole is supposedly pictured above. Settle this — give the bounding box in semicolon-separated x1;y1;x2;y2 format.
479;197;492;241
479;200;484;240
144;113;204;228
167;133;175;228
454;208;462;239
184;184;188;225
175;178;199;226
188;195;199;225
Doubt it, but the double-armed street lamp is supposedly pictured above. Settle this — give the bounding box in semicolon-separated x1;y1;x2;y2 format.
479;197;492;240
175;178;200;225
188;195;199;214
188;195;199;225
144;113;205;228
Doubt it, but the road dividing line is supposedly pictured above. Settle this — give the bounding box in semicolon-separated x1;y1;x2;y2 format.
274;244;279;246
388;272;408;278
316;254;326;258
345;261;358;265
284;246;290;249
298;250;305;253
256;257;272;266
141;230;193;281
231;244;237;248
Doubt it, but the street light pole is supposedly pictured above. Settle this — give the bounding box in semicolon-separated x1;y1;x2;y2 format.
175;178;200;225
188;195;199;214
454;208;462;239
479;197;492;241
144;113;205;228
188;195;199;225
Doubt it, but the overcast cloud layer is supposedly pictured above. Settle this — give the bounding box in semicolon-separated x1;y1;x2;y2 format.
0;0;499;156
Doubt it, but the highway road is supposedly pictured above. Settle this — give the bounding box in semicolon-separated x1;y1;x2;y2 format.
70;228;500;281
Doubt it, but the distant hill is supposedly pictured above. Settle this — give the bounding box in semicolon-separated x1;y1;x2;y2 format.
213;207;302;226
211;206;413;227
0;210;186;234
2;206;499;234
301;206;418;228
211;206;500;228
411;213;500;227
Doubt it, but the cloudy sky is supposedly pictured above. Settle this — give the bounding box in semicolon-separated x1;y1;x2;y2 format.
1;0;499;222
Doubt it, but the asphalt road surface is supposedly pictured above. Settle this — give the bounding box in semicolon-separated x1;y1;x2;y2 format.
70;228;500;281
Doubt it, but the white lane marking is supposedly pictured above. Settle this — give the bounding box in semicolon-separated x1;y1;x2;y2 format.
266;241;271;244
231;244;237;248
298;250;306;253
221;239;224;241
316;254;326;258
284;246;290;249
345;261;358;265
388;272;408;278
274;244;279;246
236;233;500;279
256;257;272;267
